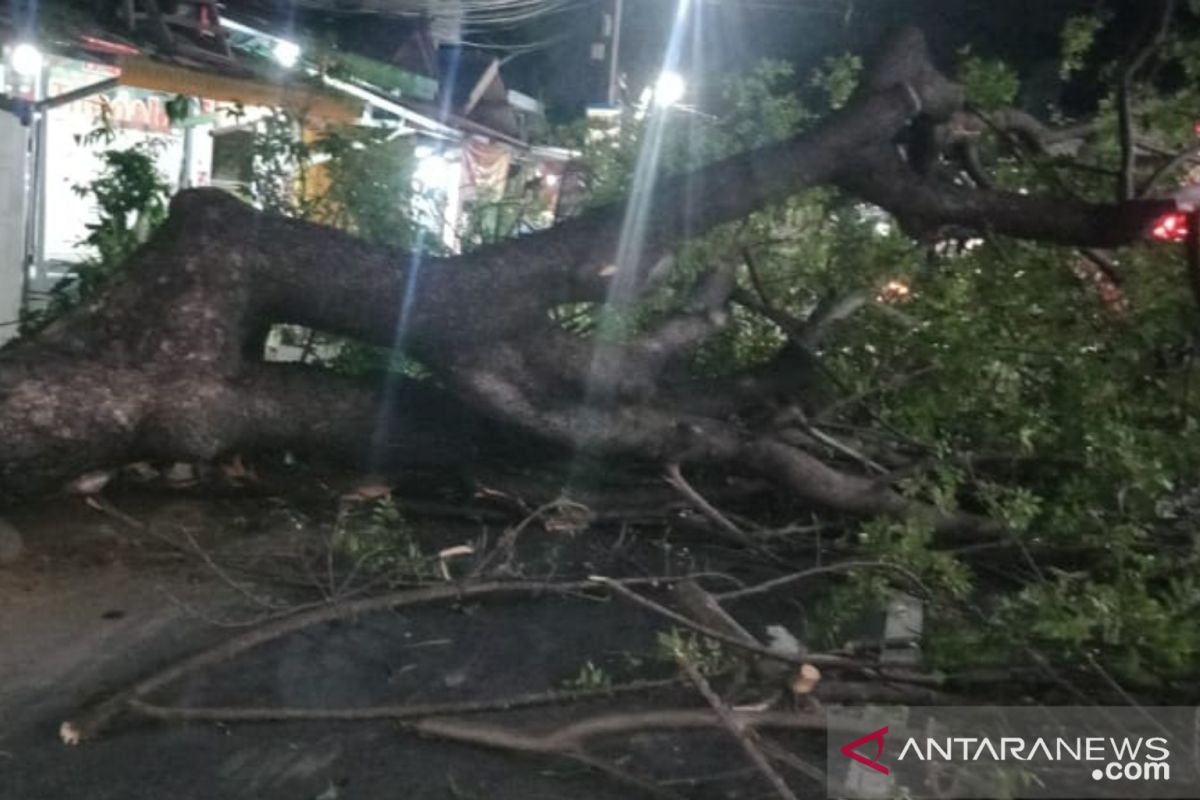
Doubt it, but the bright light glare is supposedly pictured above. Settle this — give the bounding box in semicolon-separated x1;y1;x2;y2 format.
414;144;435;160
10;42;43;78
877;279;912;304
414;153;452;190
272;39;301;69
1152;211;1189;243
653;71;686;108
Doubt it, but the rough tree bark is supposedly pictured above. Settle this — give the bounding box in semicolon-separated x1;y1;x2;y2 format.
0;28;1175;532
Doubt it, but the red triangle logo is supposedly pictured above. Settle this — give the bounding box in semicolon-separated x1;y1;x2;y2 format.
840;726;890;775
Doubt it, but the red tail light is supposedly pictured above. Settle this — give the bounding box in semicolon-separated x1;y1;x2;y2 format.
1152;211;1189;242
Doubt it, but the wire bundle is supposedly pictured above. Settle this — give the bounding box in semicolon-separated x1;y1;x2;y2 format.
285;0;588;41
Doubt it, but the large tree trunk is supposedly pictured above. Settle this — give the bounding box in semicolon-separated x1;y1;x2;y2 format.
0;29;1171;532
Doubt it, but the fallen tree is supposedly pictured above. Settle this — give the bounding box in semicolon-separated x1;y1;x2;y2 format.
0;26;1176;536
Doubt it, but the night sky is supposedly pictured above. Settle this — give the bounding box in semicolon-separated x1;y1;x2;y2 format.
499;0;1157;121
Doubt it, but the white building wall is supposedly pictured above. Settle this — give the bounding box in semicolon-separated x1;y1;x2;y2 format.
0;110;27;345
39;58;187;275
26;55;217;296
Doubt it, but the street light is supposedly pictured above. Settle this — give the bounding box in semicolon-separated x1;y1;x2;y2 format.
9;42;43;78
653;70;685;108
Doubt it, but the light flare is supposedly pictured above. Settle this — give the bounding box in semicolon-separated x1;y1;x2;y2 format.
877;279;912;304
1152;211;1189;243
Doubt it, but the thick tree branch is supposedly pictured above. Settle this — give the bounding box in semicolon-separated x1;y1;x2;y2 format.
839;145;1174;246
1138;142;1200;198
952;109;1100;155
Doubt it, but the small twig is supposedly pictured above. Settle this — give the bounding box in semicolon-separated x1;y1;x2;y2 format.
757;735;827;784
414;717;687;800
409;709;825;800
128;677;684;724
154;585;328;630
410;708;825;753
1118;0;1176;200
85;496;149;533
61;576;694;744
732;288;806;341
1138;141;1200;197
970;107;1084;199
659;767;761;788
178;528;291;613
674;579;761;690
795;412;889;475
676;654;799;800
564;753;686;800
674;579;761;645
663;463;754;548
1084;652;1178;744
742;245;777;312
815;366;937;422
591;576;859;671
296;328;319;364
87;497;302;613
470;497;590;578
797;291;873;350
716;560;932;602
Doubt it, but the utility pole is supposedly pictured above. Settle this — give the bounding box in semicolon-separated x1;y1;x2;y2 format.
606;0;623;106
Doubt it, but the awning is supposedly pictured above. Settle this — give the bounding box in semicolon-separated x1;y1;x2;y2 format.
116;56;363;123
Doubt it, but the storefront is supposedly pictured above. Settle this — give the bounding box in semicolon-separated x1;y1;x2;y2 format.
0;42;362;343
36;56;207;279
0;31;571;345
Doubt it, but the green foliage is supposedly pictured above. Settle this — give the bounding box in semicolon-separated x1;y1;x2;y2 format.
317;127;427;249
244;109;431;249
563;660;613;691
1060;14;1106;80
957;47;1021;110
810;53;863;111
553;58;808;210
994;571;1200;685
73;144;170;268
336;497;436;580
820;229;1200;681
246;109;313;216
718;59;811;150
22;116;169;333
164;94;192;124
812;517;971;649
562;52;1200;693
657;627;735;676
458;171;560;252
